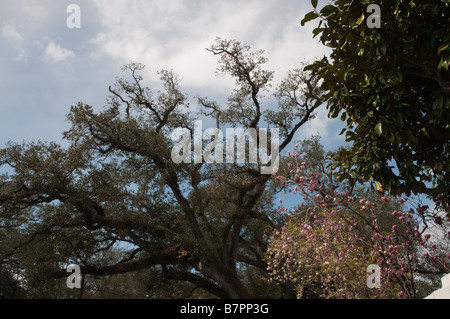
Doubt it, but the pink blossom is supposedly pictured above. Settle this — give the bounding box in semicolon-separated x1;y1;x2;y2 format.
391;210;401;217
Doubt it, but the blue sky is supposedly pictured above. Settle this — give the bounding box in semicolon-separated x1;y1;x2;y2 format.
1;0;346;151
1;1;443;241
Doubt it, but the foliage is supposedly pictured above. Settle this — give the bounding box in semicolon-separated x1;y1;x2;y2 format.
0;38;321;298
265;137;450;299
301;0;450;211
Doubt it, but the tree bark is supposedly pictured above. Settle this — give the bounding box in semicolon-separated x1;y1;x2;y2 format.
198;261;250;299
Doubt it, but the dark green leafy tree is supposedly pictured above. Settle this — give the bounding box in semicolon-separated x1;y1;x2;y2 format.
0;38;322;299
0;264;26;299
302;0;450;212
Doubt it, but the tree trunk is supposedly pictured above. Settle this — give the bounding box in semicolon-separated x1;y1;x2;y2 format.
198;261;250;299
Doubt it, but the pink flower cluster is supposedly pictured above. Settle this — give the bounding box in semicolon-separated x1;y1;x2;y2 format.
266;154;450;299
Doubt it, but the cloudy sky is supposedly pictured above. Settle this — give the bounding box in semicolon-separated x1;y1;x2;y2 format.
0;0;345;150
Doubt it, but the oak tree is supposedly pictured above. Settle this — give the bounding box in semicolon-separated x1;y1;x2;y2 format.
0;38;321;299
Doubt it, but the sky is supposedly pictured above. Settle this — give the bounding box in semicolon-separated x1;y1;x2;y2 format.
0;0;345;151
0;1;443;252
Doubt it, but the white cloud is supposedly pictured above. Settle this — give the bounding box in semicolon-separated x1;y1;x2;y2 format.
87;0;343;145
2;24;23;42
90;0;329;93
1;24;26;61
43;42;75;63
10;0;50;22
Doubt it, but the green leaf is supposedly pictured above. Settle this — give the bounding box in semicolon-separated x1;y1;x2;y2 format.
364;73;370;86
387;131;395;143
356;13;365;25
301;11;319;26
358;47;365;56
340;36;348;49
311;0;318;9
312;27;325;38
374;122;383;136
437;43;449;55
438;56;450;71
374;180;384;192
393;0;401;14
432;96;443;111
421;127;430;138
303;63;316;72
349;171;356;180
329;108;339;119
320;4;337;17
405;130;418;143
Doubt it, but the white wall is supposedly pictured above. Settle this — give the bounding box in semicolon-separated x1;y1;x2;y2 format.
425;274;450;299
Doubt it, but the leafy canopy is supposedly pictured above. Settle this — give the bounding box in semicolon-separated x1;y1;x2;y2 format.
302;0;450;211
0;38;322;299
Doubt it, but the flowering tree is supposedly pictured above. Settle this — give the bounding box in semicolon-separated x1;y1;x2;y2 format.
265;137;450;299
